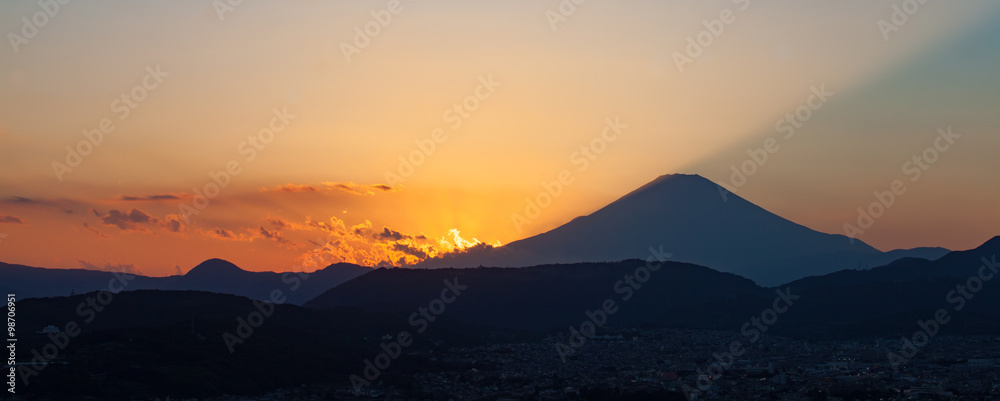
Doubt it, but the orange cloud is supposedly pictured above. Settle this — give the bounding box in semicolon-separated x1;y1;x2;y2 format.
323;181;399;196
259;184;320;192
291;214;495;268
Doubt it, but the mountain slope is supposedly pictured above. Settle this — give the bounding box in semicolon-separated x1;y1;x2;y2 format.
0;259;371;304
309;238;1000;337
416;174;937;285
306;260;773;332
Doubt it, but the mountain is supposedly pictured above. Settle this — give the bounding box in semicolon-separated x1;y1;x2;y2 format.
307;237;1000;338
306;260;774;332
769;236;1000;338
0;259;371;304
788;236;1000;290
415;174;949;285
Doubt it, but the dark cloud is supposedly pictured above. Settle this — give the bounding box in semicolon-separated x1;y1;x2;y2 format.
325;182;398;196
378;227;412;241
257;226;288;244
161;215;186;233
0;215;23;224
98;208;157;232
268;217;290;229
393;243;429;259
119;193;186;201
261;184;319;192
211;228;235;239
83;223;109;239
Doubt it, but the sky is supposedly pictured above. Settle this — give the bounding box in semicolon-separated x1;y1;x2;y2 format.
1;0;999;276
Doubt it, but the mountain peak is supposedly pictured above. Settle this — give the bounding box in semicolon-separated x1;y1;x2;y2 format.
185;259;245;276
416;172;883;285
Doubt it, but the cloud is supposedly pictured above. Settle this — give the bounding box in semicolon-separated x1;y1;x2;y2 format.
378;227;413;241
257;226;289;244
83;223;109;239
206;227;240;240
323;181;399;196
268;217;291;229
351;220;373;236
97;208;158;232
306;216;349;236
392;242;430;260
160;214;187;233
203;226;292;247
260;184;320;192
91;208;186;234
258;182;398;196
4;197;82;214
0;215;23;224
118;193;188;201
5;196;39;204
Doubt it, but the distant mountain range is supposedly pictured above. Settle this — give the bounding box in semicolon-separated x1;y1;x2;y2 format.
414;174;950;286
309;236;1000;337
0;259;370;305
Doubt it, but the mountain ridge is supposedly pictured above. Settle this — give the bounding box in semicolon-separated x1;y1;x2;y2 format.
415;173;948;285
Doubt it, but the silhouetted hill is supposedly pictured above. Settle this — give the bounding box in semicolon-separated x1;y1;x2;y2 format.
413;174;949;285
0;259;371;305
13;290;494;400
306;260;774;332
788;236;1000;290
308;236;1000;339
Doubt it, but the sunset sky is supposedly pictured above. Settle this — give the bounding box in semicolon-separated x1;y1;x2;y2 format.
2;0;999;276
